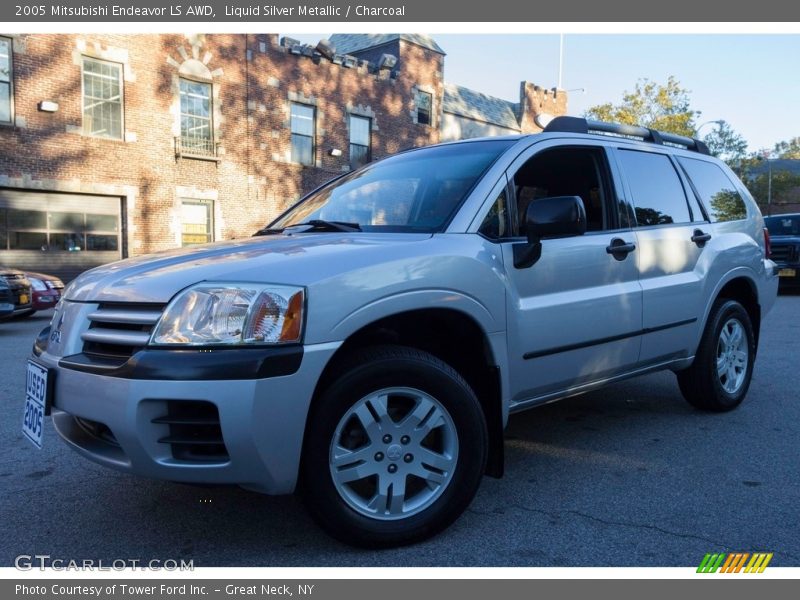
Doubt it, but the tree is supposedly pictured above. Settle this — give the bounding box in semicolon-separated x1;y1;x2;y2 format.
701;120;748;164
584;76;698;137
772;137;800;159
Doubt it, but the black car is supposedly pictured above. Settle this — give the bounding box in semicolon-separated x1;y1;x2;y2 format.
0;268;33;318
0;277;13;318
765;213;800;290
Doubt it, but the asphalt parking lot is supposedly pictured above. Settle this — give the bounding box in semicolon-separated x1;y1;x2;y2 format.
2;295;799;568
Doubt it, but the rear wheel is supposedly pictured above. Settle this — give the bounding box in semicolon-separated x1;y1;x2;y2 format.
300;345;487;548
677;299;755;412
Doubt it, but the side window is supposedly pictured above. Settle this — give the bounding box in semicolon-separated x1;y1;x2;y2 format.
617;150;690;226
478;189;510;239
512;147;612;234
678;157;747;222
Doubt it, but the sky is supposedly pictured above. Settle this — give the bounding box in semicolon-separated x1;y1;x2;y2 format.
290;34;799;153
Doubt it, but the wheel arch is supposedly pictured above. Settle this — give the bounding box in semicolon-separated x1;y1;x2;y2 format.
702;270;761;350
306;307;506;478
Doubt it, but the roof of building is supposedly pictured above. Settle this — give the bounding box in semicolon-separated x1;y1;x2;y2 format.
747;158;800;176
442;83;521;131
328;34;446;56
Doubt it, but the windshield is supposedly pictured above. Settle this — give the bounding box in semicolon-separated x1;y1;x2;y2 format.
765;215;800;236
270;140;514;232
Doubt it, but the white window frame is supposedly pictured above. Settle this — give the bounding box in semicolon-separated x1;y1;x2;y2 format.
81;56;124;140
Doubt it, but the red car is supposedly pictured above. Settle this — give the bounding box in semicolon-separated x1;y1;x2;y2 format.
19;271;65;317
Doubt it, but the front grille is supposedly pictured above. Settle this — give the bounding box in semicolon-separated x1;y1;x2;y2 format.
81;302;164;359
770;244;796;263
152;401;229;462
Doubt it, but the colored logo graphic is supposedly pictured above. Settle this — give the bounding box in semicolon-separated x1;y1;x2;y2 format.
697;552;773;573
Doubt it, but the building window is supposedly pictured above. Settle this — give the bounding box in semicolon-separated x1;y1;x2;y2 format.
416;90;432;125
82;57;123;139
181;199;214;246
0;207;119;252
179;78;214;156
0;37;14;124
290;102;315;166
349;114;371;169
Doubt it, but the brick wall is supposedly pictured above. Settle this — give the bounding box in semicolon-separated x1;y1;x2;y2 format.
0;33;554;262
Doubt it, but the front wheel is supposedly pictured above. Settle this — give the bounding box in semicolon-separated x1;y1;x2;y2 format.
300;345;488;548
677;299;756;412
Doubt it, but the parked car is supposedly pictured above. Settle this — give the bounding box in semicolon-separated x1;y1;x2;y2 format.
29;117;778;547
15;271;65;317
764;213;800;290
0;268;32;319
0;278;13;319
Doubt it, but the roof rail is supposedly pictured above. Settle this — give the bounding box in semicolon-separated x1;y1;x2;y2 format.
543;116;710;155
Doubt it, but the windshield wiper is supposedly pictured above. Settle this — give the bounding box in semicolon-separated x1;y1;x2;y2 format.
253;220;362;236
300;220;362;232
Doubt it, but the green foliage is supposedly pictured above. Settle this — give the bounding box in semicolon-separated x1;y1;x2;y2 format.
701;120;748;164
745;170;800;208
772;137;800;159
584;76;698;137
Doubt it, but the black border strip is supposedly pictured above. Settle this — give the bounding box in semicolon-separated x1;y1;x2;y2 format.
523;318;697;360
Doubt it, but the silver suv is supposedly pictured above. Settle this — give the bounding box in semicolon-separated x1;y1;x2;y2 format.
29;117;778;547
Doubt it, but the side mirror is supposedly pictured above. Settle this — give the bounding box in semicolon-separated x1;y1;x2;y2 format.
513;195;586;268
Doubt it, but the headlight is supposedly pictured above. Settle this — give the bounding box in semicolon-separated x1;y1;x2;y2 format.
151;283;304;346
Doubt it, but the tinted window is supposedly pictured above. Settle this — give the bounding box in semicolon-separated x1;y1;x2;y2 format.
271;140;513;233
617;150;690;226
514;147;612;233
764;215;800;236
479;189;510;239
679;157;747;222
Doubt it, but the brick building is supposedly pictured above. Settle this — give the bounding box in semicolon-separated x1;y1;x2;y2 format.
0;33;568;280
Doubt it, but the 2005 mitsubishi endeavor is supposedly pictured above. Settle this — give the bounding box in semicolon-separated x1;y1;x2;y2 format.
27;117;778;547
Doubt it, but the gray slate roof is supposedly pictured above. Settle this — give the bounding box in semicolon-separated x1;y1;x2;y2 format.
442;83;521;130
328;34;445;56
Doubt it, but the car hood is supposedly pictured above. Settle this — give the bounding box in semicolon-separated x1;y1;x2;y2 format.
66;233;433;303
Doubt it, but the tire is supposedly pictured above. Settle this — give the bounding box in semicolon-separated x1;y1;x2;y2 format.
677;299;756;412
300;345;488;548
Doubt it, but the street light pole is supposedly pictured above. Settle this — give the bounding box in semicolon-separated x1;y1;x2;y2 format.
767;158;773;216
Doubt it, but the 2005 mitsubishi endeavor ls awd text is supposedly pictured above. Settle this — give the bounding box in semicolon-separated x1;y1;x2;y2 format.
27;117;778;547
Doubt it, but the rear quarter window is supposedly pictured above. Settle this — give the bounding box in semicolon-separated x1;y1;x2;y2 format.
678;157;748;222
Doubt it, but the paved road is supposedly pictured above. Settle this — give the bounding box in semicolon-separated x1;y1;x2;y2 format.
2;296;799;567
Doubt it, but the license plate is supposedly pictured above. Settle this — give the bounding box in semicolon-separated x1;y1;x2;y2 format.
778;268;796;278
19;294;29;305
22;361;52;449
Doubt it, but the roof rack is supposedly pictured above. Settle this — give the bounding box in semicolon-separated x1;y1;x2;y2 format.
543;116;710;155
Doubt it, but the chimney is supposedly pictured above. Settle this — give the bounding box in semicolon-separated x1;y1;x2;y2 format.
518;82;569;133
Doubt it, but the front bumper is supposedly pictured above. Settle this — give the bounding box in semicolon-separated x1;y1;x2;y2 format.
37;341;340;494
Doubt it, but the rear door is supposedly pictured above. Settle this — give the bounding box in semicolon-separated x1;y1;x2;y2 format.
612;147;711;364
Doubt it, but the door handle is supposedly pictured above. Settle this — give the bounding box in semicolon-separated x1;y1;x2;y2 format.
691;229;712;247
606;238;636;261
